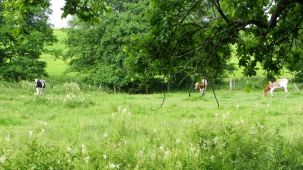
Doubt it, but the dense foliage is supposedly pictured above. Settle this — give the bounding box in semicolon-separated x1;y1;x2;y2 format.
64;0;303;93
65;0;159;93
1;0;303;86
0;0;55;81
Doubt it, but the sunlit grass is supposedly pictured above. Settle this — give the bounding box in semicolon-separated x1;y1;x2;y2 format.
0;80;303;168
19;29;303;168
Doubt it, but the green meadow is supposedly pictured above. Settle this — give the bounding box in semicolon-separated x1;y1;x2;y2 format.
1;30;303;169
1;81;303;169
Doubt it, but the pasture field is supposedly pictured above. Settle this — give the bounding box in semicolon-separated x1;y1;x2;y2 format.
40;29;77;79
1;80;303;169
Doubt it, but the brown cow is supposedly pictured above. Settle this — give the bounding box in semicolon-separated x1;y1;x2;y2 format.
195;79;208;96
263;78;288;97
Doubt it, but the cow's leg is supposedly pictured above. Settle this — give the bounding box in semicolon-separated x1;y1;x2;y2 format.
35;88;39;96
200;88;205;96
199;88;203;96
202;88;206;96
270;88;274;97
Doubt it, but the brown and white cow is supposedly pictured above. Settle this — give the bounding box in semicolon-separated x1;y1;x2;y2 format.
263;78;288;97
195;79;208;96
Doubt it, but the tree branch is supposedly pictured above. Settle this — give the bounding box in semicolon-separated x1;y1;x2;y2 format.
212;0;229;23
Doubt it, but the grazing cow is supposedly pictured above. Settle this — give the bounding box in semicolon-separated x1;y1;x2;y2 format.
35;79;46;96
263;78;288;97
195;79;208;96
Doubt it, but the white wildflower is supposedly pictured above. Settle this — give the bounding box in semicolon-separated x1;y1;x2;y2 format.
103;133;108;138
164;150;170;159
122;108;127;113
236;104;240;109
5;135;10;141
159;145;164;151
210;155;215;161
258;123;265;129
108;163;120;169
63;82;80;92
81;144;87;154
176;138;181;144
66;146;73;153
37;120;48;126
138;150;144;156
213;136;219;144
103;154;108;160
83;156;90;163
29;130;33;137
118;106;122;112
176;161;182;168
0;155;6;164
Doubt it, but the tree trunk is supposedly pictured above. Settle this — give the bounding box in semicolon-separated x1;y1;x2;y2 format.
145;85;149;94
229;78;233;90
167;83;170;92
113;85;116;93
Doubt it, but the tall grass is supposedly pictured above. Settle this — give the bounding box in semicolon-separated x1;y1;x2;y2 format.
1;80;303;169
16;29;302;168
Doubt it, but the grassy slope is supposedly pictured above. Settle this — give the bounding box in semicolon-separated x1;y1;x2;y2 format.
40;29;76;79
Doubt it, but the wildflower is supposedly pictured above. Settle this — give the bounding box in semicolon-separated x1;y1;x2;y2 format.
159;145;164;151
213;136;219;144
37;120;48;126
236;104;240;109
210;155;215;161
29;130;33;137
164;150;170;159
66;146;73;153
258;123;265;129
63;82;80;92
176;161;182;168
103;154;108;160
0;155;6;163
138;150;144;156
122;108;128;113
117;106;122;112
108;162;120;169
81;144;87;154
176;138;181;144
40;128;45;134
5;135;10;141
84;156;90;163
103;133;109;138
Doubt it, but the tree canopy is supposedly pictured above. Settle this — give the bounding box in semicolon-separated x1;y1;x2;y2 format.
1;0;303;89
0;0;55;81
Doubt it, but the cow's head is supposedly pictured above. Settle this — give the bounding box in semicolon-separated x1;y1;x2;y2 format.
263;81;272;97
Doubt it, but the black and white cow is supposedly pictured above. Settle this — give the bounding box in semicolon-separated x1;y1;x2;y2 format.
35;79;46;95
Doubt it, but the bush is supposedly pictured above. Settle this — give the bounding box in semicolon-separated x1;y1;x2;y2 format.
0;57;47;81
